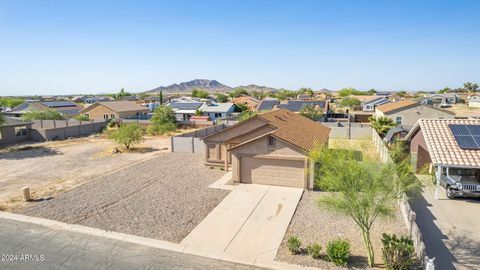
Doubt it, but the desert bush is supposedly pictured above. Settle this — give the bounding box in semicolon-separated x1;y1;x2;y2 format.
381;233;415;270
306;243;322;259
146;122;176;135
287;236;302;254
108;123;144;150
326;239;351;267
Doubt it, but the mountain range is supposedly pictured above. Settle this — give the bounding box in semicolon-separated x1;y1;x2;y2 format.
145;79;280;94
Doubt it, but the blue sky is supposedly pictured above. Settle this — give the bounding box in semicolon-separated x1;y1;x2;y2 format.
0;0;479;95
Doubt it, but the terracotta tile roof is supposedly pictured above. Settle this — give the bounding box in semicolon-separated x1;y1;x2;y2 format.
256;109;331;151
376;100;419;114
406;119;480;167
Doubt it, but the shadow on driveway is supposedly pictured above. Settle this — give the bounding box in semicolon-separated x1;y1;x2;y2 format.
410;184;480;270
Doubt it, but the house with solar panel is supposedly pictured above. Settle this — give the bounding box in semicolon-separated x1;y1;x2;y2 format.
405;119;480;199
167;101;236;122
5;101;84;118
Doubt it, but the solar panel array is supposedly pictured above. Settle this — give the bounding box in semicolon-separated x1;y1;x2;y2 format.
448;124;480;150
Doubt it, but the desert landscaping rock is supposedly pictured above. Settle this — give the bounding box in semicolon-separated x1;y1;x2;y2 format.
20;153;229;243
275;191;409;269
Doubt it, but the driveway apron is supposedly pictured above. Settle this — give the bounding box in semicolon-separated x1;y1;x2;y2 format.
181;184;303;262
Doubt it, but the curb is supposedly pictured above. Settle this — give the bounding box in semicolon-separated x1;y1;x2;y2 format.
0;211;320;270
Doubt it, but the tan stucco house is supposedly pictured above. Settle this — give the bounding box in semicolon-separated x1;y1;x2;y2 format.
375;100;455;128
80;101;149;121
202;109;331;189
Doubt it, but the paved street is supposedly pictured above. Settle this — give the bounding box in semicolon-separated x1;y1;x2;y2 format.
0;217;268;270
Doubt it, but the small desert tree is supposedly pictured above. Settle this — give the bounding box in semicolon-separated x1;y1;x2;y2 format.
148;105;176;135
108;123;144;150
310;147;418;267
300;105;322;121
22;109;65;120
369;116;397;137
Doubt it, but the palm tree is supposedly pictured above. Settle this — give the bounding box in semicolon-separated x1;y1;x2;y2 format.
369;116;397;137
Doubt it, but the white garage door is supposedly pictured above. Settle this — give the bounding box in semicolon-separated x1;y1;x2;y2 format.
240;156;305;188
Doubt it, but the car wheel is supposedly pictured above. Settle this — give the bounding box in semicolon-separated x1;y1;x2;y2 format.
446;187;456;199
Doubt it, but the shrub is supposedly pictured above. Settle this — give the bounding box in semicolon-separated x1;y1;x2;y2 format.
287;236;302;254
306;243;322;259
151;106;176;126
381;233;415;270
146;122;176;135
326;239;351;267
107;119;119;128
108;123;144;150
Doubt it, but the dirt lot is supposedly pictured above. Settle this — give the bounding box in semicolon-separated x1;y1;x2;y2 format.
276;191;408;269
329;139;379;161
0;135;170;211
20;153;229;243
447;103;480;117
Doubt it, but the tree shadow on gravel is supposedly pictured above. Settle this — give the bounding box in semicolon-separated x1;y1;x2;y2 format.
0;146;61;160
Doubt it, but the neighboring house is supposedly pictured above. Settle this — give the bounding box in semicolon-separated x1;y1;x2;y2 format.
375;100;455;128
383;127;408;145
198;102;236;121
468;94;480;108
405;119;480;175
276;100;328;121
257;99;280;111
0;118;32;145
79;101;149;121
84;96;113;104
202;109;331;189
297;94;312;101
360;96;390;112
168;101;204;122
231;96;260;111
6;101;83;118
421;93;459;106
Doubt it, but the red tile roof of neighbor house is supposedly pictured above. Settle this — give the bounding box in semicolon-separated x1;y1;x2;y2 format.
405;119;480;167
256;109;331;151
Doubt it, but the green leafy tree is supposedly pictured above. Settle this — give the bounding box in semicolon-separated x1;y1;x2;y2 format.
397;91;408;97
228;88;249;98
74;114;89;121
0;98;24;108
463;82;479;92
250;90;266;100
340;97;361;108
275;89;296;100
113;88;132;100
235;103;248;112
310;147;418;267
194;109;203;116
216;93;229;103
151;106;176;125
367;88;377;95
297;87;314;97
438;87;451;94
369;116;397;137
300;105;322;121
108;123;144;150
22;109;65;120
239;110;257;121
192;89;209;98
338;88;356;97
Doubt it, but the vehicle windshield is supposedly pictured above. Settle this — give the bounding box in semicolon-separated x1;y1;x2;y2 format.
448;168;476;177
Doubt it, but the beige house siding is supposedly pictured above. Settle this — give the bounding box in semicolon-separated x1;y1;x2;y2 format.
203;118;267;143
81;104;148;121
230;135;309;188
375;105;454;127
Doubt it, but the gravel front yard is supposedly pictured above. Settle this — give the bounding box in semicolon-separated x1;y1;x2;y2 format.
276;191;409;269
20;153;229;243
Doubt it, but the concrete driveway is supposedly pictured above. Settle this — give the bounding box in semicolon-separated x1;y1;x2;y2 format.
412;175;480;270
182;184;303;262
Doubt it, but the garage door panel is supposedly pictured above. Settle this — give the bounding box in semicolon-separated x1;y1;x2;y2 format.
241;157;305;188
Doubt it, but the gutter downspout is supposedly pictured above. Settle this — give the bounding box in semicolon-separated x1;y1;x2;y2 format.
435;165;441;200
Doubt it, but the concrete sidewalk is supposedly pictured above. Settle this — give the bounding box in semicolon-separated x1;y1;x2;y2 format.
182;184;304;262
